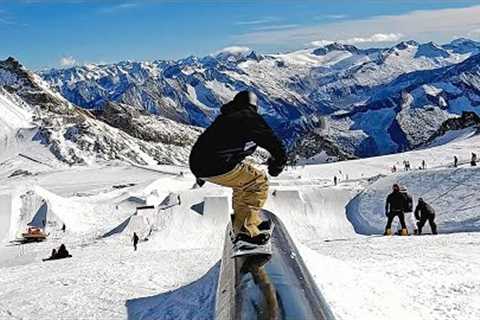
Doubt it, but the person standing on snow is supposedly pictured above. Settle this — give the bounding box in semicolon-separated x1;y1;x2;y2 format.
333;176;338;186
400;186;416;234
415;198;437;235
471;153;477;166
454;155;458;168
132;232;139;251
384;184;409;236
189;91;287;242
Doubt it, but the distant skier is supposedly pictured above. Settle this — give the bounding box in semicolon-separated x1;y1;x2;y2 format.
384;184;409;236
189;90;286;244
132;232;139;251
333;176;338;186
61;223;66;233
471;153;477;166
454;155;458;168
414;198;437;235
422;160;426;170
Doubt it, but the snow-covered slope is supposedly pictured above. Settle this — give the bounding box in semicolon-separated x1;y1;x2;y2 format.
0;124;479;319
0;57;201;166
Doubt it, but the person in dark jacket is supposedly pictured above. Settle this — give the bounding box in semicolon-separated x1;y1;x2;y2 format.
189;91;287;240
414;198;437;235
454;155;458;168
471;153;477;166
384;184;408;235
132;232;139;251
56;244;71;259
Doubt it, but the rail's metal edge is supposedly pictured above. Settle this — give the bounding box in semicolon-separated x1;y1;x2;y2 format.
215;209;336;320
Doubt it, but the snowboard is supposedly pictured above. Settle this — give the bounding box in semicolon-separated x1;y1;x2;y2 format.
231;220;274;258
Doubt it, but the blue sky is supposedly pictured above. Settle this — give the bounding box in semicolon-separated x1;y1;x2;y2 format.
1;0;480;70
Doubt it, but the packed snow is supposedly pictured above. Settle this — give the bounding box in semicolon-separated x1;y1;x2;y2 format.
0;121;479;320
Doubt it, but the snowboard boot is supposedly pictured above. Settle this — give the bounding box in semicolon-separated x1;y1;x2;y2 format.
232;220;273;246
400;228;408;236
384;228;392;236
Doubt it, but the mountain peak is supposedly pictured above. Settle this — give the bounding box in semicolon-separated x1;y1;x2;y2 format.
313;42;360;56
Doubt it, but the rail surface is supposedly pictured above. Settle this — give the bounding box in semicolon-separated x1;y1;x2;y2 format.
215;210;335;320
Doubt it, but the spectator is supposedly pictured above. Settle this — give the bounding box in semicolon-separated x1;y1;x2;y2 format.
133;232;139;251
384;184;409;236
414;198;438;235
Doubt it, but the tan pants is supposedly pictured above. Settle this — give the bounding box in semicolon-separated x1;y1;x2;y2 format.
205;162;269;237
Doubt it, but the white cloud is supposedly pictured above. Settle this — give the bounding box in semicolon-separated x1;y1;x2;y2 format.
468;28;480;36
235;17;278;26
253;24;299;32
98;2;138;14
310;40;334;47
315;14;348;20
345;33;404;44
310;33;403;47
59;56;76;67
235;5;480;46
215;46;251;55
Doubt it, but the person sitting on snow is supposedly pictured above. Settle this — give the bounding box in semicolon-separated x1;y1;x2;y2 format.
43;244;71;261
189;91;286;243
414;198;437;235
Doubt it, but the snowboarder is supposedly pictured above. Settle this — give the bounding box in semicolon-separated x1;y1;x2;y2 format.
454;155;458;168
471;153;477;166
384;184;409;236
132;232;139;251
189;91;286;248
414;198;437;235
333;176;338;186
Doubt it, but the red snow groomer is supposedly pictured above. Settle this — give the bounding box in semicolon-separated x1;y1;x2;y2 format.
21;227;48;242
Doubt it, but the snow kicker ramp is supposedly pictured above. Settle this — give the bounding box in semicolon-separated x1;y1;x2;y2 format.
264;188;357;242
215;210;335;320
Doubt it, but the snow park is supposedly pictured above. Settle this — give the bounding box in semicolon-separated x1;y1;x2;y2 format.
1;2;480;320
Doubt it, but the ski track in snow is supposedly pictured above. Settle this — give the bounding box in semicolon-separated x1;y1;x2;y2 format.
0;127;480;319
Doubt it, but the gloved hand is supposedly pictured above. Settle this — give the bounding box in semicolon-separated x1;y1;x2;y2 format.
196;178;206;187
267;158;284;177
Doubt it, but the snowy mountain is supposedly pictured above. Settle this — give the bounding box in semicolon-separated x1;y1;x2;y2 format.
41;39;480;160
0;57;201;166
326;50;480;157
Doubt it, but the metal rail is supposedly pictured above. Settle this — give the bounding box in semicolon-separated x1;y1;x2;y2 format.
215;210;335;320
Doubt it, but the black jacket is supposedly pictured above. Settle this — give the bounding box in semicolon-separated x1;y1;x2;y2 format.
414;201;435;220
189;98;286;178
385;191;407;213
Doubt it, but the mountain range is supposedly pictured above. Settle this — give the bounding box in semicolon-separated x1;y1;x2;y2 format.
1;38;480;166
